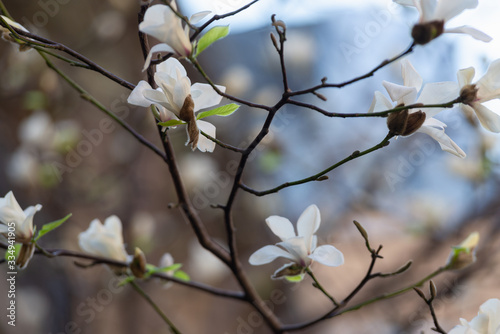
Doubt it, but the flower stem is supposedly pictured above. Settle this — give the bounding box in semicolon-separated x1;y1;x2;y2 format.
130;281;182;334
306;268;339;307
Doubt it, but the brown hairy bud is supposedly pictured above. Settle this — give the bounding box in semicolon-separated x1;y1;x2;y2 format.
387;109;426;136
16;242;35;269
459;84;478;105
179;94;199;150
130;247;147;279
411;20;444;45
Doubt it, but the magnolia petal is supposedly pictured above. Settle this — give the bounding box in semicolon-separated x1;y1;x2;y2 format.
18;204;42;238
393;0;415;7
191;83;225;112
1;15;29;32
156;57;188;77
143;88;170;106
296;204;321;252
265;215;296;241
445;26;492;42
310;245;344;267
478;298;500;331
196;120;216;152
457;67;475;87
190;11;211;24
383;81;417;105
103;215;124;244
278;237;310;266
471;103;500;133
401;59;423;92
476;59;500;101
416;81;459;117
0;191;25;226
248;245;296;265
417;119;466;158
419;0;437;22
368;91;393;113
142;43;176;72
433;0;477;22
127;81;154;107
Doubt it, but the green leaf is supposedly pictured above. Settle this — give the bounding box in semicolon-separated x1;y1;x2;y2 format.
158;119;185;127
195;26;229;57
35;213;72;241
144;263;183;279
173;270;190;281
5;244;21;261
197;103;239;120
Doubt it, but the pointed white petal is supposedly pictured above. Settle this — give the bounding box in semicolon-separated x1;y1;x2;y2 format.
401;59;423;92
190;11;211;24
191;83;225;112
383;81;417;105
368;91;394;113
265;215;296;241
156;57;188;77
142;43;176;72
310;245;345;267
476;59;500;101
445;26;492;42
417;119;466;158
127;81;154;107
471;103;500;133
434;0;477;22
457;67;475;87
296;205;321;252
248;245;295;265
278;237;310;266
196;120;216;152
103;215;124;244
420;0;437;21
416;81;459;117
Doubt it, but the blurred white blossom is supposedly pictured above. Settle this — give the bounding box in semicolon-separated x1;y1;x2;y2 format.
448;298;500;334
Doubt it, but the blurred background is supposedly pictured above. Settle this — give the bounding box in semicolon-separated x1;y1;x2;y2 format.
0;0;499;333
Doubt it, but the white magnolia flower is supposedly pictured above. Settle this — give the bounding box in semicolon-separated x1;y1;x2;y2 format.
128;58;224;152
140;2;210;70
369;59;466;158
394;0;492;44
0;191;41;244
457;59;500;132
249;204;344;280
448;298;500;334
78;215;129;262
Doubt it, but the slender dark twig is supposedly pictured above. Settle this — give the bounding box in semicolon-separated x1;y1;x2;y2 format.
240;132;394;196
288;42;416;97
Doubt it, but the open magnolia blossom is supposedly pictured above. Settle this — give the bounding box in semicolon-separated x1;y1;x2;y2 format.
369;59;466;158
140;2;210;70
0;191;41;269
448;298;500;334
457;59;500;133
394;0;492;44
249;204;344;281
78;215;129;263
128;57;224;152
0;191;41;244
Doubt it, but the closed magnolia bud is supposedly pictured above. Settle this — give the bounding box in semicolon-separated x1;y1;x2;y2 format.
387;109;426;136
459;84;478;106
130;247;147;278
445;232;479;270
411;20;444;45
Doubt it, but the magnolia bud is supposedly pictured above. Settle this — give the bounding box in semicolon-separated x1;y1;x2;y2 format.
459;84;478;106
387;109;426;136
411;20;444;45
445;232;479;270
130;247;147;278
